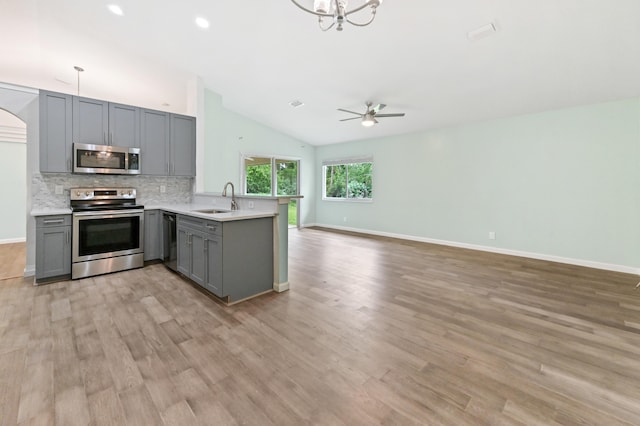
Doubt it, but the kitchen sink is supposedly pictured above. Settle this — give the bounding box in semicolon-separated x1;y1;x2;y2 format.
191;209;231;214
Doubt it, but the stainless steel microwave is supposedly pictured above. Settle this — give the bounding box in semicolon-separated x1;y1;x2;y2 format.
73;143;141;175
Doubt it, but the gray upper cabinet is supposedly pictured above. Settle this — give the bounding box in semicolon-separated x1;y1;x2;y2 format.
40;90;73;173
109;103;140;148
141;111;195;177
40;90;193;175
140;109;170;175
73;96;109;145
170;114;196;177
73;96;140;147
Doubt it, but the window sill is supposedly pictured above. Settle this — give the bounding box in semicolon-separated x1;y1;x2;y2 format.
322;197;373;203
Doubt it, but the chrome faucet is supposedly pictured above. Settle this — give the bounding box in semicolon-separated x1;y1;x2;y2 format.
222;181;238;210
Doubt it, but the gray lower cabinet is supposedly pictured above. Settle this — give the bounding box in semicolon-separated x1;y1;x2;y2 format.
204;235;223;296
176;215;273;302
177;216;206;286
39;90;73;173
144;210;162;261
35;215;72;281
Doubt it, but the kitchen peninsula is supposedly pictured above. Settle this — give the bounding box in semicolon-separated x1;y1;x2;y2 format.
32;192;300;305
144;192;300;304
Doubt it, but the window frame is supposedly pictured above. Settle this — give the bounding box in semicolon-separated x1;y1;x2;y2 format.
322;156;374;202
240;153;301;197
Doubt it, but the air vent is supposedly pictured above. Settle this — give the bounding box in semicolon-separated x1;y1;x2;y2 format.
467;23;497;41
289;100;304;108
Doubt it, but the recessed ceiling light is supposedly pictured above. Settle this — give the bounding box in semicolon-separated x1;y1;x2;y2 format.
195;17;210;29
107;4;124;16
289;100;304;108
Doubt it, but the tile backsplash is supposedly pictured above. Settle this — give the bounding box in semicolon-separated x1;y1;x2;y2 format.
32;173;193;209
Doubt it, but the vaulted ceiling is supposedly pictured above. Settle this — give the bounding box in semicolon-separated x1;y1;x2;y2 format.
2;0;640;145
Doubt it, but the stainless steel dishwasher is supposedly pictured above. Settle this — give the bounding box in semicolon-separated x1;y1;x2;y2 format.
163;212;177;271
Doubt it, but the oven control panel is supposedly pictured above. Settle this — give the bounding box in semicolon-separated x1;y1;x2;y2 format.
70;187;137;201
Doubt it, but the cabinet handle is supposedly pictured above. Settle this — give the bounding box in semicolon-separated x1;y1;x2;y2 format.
43;219;65;224
206;225;217;232
103;132;107;145
166;162;169;174
66;230;70;245
204;239;208;252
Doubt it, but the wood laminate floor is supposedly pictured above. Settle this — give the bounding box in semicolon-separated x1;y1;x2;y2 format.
0;242;26;281
1;229;640;425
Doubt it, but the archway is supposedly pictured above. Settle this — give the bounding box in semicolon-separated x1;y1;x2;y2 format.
0;83;39;277
0;109;27;278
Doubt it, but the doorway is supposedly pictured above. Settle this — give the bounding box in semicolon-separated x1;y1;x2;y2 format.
0;109;27;277
242;155;300;227
0;109;27;241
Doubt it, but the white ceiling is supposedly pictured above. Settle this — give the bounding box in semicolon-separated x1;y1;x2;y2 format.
2;0;640;145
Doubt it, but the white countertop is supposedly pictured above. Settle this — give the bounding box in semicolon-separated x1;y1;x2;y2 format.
31;208;72;216
144;203;277;222
31;204;275;222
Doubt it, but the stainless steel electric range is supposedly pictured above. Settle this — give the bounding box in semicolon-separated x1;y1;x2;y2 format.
70;187;144;279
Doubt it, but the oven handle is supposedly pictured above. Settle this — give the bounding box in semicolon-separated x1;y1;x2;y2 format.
73;209;144;218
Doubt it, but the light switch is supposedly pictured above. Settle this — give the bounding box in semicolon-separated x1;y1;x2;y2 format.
55;185;64;195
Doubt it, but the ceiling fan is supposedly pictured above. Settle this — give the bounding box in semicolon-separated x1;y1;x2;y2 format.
338;102;406;127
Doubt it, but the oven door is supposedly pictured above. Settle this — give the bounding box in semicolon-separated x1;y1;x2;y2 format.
72;209;144;262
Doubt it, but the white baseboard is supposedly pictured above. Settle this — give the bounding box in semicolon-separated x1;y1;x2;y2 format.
273;281;290;292
0;237;26;244
306;223;640;276
24;265;35;277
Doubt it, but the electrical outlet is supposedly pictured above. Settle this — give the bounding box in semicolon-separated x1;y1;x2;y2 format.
489;231;496;240
160;185;166;193
248;201;254;209
55;185;63;195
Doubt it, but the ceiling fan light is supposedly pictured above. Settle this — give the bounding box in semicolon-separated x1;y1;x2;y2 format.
362;115;375;127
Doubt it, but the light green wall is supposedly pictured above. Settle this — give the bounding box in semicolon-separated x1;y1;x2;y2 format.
203;90;316;225
0;141;27;241
315;98;640;270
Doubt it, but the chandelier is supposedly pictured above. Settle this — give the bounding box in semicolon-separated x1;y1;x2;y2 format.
290;0;383;32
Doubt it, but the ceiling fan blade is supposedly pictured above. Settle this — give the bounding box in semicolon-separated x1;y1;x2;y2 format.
375;113;406;118
337;108;363;116
339;117;362;122
372;103;386;113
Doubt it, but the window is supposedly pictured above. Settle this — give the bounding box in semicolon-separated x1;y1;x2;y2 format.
322;158;373;200
244;157;273;196
242;154;300;226
243;156;299;197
